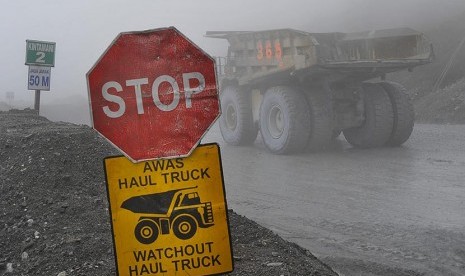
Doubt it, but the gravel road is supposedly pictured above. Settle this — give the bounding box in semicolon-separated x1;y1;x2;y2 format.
203;123;465;275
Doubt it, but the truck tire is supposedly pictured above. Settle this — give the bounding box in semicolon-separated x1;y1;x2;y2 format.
343;83;394;148
135;220;159;244
379;81;414;146
306;90;334;150
219;86;257;145
172;215;197;240
259;86;311;154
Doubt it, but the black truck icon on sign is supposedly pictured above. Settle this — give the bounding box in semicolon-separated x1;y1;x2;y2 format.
121;187;214;244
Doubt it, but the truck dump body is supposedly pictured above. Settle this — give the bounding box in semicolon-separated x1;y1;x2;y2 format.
121;189;183;215
206;28;433;85
315;28;432;72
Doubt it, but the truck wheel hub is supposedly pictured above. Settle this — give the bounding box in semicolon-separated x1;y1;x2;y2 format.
268;105;284;138
141;227;153;238
179;222;191;233
225;104;237;130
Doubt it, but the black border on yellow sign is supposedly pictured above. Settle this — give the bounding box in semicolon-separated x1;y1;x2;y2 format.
102;143;234;276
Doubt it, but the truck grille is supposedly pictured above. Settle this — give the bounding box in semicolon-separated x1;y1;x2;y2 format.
204;202;214;223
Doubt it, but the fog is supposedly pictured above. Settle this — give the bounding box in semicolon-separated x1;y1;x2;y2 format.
1;0;464;124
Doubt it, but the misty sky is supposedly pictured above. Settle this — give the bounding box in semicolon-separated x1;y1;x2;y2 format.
1;0;464;108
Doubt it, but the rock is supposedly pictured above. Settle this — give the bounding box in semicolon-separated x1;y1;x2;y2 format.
61;174;71;182
59;202;69;213
266;262;283;267
34;231;40;239
21;251;28;260
233;255;243;261
45;198;54;205
27;219;34;226
65;237;81;244
6;263;13;273
22;240;34;251
57;271;67;276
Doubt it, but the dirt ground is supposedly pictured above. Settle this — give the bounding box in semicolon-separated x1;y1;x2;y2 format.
0;109;337;276
414;77;465;124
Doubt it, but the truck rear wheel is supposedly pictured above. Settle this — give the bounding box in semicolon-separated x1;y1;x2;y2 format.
379;81;414;146
343;83;394;148
135;220;159;244
259;86;311;154
172;215;197;240
219;86;257;145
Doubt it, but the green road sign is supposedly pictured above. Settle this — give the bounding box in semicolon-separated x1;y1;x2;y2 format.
25;40;56;67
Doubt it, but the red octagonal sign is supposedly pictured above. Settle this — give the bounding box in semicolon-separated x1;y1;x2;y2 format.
87;27;219;162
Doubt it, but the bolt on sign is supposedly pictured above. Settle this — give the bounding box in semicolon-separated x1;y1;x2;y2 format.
103;144;233;276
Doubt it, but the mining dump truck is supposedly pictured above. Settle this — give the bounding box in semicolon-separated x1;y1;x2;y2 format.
206;28;433;154
121;187;214;244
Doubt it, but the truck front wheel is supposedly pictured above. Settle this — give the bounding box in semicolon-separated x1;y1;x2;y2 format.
172;215;198;240
259;86;311;154
343;83;394;148
135;220;159;244
219;86;257;145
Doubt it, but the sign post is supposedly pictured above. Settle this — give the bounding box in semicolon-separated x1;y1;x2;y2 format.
25;40;56;112
6;91;14;105
104;144;233;276
34;90;40;111
88;27;229;275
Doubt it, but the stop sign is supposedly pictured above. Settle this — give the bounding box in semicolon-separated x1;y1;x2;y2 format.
87;27;219;162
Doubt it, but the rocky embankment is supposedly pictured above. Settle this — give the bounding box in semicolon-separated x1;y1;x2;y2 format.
0;109;337;276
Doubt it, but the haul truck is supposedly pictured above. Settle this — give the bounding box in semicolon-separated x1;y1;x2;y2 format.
121;187;214;244
206;28;433;154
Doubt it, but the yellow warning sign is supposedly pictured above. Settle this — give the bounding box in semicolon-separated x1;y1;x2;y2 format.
103;143;233;276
